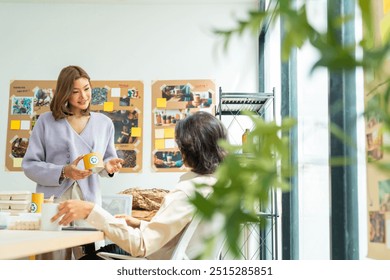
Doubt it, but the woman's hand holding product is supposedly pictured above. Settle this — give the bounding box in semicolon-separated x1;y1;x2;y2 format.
104;158;125;174
63;155;93;180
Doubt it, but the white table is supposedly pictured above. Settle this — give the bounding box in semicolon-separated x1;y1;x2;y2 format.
0;229;104;260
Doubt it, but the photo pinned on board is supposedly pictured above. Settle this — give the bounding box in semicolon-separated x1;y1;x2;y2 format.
33;87;53;108
100;110;140;145
11;97;33;115
153;150;183;169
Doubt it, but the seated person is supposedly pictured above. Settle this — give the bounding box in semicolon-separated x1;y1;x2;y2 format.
52;111;227;259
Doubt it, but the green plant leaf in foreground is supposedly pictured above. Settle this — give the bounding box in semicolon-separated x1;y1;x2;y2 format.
205;0;390;259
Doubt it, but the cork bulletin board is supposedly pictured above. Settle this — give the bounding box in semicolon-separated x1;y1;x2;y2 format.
365;0;390;259
151;79;216;172
6;80;144;173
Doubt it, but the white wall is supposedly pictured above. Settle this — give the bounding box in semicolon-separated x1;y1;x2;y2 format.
0;0;259;195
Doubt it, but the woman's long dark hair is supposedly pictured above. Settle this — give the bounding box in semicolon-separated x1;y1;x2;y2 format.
50;65;91;120
175;111;227;174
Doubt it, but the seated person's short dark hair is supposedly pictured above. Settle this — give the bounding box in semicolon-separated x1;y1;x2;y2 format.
175;111;227;174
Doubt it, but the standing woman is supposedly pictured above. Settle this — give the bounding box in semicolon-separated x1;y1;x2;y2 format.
23;65;123;205
22;65;124;258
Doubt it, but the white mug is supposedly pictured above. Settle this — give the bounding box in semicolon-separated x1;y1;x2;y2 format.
40;203;62;231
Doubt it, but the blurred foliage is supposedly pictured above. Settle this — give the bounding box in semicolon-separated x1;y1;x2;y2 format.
192;114;296;257
216;0;390;71
191;0;390;258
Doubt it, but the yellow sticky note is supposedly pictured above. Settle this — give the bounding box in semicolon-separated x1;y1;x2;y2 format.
164;128;175;138
104;102;114;111
384;0;390;14
13;157;23;167
157;98;167;108
131;127;141;137
10;120;21;130
155;139;165;149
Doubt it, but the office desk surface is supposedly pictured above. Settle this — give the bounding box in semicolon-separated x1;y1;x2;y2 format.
0;229;104;260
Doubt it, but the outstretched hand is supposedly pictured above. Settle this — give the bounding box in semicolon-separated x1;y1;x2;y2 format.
105;158;125;174
64;155;92;180
52;199;94;226
115;214;141;228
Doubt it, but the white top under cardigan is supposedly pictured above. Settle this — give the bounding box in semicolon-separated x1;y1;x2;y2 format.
22;111;117;202
86;171;217;259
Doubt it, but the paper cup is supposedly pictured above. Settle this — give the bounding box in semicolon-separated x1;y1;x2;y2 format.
83;152;104;173
30;192;44;213
40;203;62;231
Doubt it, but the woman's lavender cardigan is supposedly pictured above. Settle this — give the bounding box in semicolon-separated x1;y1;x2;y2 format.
22;111;117;202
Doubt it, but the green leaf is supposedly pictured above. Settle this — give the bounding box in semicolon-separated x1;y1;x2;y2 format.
329;123;357;149
329;156;356;167
358;0;374;48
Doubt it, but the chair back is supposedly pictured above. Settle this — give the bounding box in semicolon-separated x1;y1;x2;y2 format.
171;214;225;260
170;216;202;259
